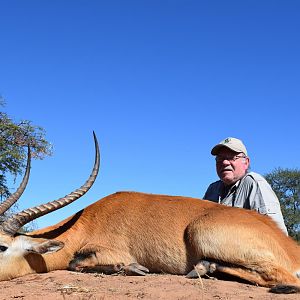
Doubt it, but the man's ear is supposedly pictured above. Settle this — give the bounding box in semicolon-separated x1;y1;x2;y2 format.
26;240;64;254
243;156;250;165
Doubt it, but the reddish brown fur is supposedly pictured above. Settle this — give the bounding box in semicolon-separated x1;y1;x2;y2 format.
1;191;299;293
25;191;300;291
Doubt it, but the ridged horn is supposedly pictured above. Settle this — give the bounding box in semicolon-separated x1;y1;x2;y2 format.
0;145;31;215
0;132;100;236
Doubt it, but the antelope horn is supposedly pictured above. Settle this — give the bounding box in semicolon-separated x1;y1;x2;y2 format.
0;145;31;215
0;132;100;236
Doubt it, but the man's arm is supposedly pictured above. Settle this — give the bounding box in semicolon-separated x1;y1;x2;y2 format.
246;173;288;235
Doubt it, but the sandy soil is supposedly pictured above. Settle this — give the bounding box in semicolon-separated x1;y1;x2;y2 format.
0;270;299;300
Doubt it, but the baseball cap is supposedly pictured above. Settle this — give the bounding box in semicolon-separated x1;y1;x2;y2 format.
211;137;248;156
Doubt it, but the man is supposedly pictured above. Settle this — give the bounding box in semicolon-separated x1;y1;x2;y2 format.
204;137;288;235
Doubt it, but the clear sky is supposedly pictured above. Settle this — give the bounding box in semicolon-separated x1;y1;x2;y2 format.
1;1;299;229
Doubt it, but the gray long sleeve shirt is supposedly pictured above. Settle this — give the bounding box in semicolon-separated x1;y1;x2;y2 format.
203;172;288;235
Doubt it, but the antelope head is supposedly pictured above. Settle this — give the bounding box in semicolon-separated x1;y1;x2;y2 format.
0;133;100;280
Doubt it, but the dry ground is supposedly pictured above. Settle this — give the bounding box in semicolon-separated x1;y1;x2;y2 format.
0;270;299;300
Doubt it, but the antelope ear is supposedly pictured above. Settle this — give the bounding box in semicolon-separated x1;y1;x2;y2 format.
26;240;64;254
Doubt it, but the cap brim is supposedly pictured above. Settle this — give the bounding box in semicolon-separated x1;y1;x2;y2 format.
211;144;245;155
211;145;225;155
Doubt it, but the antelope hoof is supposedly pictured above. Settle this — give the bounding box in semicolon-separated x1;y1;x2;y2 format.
186;260;218;278
122;263;149;276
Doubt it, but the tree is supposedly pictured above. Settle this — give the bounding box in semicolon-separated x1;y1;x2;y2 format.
265;168;300;241
0;98;52;214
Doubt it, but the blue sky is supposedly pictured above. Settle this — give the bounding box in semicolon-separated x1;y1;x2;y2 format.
1;1;299;229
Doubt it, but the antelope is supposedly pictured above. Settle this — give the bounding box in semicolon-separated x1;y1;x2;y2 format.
0;133;299;294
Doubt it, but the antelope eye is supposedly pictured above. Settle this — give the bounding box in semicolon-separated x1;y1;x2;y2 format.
0;245;8;252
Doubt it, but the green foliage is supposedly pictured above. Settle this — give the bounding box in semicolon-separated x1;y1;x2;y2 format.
0;98;52;204
265;168;300;241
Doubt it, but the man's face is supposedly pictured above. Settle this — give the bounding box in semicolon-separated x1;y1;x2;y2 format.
215;147;250;186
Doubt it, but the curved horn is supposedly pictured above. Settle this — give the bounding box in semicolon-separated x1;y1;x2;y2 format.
1;132;100;236
0;145;31;215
